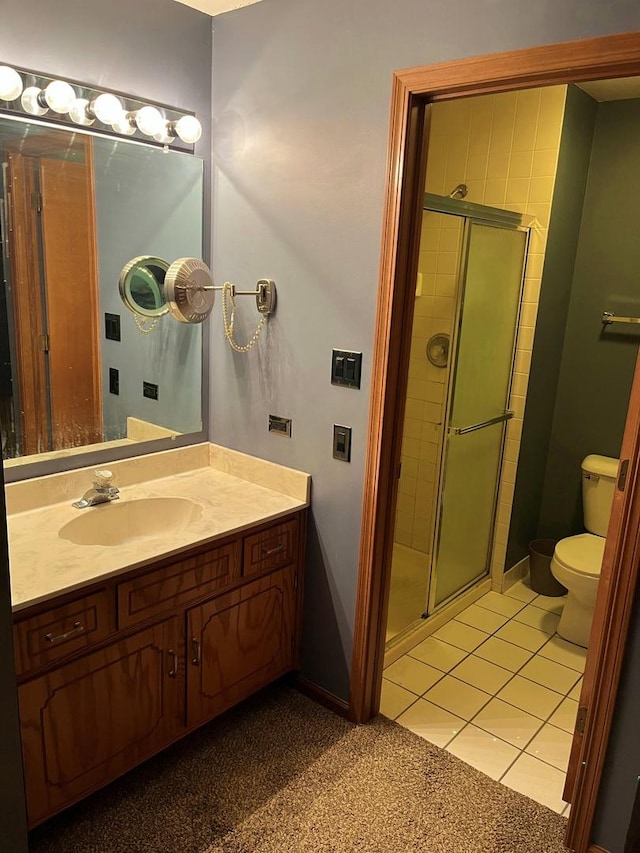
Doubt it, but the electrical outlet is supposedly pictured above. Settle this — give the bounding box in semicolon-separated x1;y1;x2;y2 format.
109;368;119;395
143;381;158;401
269;414;292;437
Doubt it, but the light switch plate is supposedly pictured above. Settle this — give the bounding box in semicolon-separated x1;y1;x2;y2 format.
331;349;362;389
333;424;352;462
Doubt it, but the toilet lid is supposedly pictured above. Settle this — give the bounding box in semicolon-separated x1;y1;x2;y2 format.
554;533;605;576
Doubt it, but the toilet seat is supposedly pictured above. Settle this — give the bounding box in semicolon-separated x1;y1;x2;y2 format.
554;533;605;577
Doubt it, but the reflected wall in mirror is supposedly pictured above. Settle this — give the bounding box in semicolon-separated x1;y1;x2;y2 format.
0;116;204;462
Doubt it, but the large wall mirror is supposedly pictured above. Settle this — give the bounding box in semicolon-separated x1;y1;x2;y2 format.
0;115;203;468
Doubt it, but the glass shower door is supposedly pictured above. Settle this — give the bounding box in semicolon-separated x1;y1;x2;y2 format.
431;221;528;609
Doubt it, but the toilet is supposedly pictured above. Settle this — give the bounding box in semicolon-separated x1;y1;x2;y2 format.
550;454;618;648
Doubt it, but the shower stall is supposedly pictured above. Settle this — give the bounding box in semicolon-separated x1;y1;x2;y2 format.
386;192;529;644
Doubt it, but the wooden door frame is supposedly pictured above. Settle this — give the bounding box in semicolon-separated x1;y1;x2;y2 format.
350;30;640;853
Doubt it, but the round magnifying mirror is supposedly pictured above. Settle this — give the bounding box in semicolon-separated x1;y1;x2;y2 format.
118;256;170;317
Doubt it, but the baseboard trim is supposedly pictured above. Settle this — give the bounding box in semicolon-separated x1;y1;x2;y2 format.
588;844;610;853
502;556;530;592
296;675;350;718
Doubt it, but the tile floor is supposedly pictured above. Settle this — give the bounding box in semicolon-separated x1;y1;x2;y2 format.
380;580;585;814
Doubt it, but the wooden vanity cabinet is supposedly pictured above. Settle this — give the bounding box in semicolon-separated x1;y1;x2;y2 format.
19;618;183;826
187;565;297;727
14;509;306;828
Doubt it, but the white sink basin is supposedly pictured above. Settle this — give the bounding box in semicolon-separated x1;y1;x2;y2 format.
59;497;203;547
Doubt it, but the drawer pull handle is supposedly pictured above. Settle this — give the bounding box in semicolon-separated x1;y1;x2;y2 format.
261;543;286;557
44;621;84;644
167;649;178;678
191;638;201;666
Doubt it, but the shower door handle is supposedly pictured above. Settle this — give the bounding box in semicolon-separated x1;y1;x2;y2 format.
449;410;514;436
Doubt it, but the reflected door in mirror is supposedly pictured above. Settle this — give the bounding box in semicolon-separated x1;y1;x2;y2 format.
5;132;102;456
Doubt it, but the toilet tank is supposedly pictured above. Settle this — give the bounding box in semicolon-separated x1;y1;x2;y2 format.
582;454;619;537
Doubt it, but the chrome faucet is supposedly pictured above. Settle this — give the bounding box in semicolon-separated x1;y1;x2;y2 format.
73;470;120;509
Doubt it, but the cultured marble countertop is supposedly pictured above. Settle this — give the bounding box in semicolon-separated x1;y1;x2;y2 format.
7;443;310;613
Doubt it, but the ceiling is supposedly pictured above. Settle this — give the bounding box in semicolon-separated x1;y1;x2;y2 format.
172;0;262;15
576;77;640;101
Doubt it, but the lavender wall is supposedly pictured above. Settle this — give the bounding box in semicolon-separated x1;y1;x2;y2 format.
210;0;640;700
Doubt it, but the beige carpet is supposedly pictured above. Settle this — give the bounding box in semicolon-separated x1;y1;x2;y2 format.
29;684;568;853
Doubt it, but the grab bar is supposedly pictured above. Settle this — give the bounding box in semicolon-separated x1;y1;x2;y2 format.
602;312;640;326
449;411;514;436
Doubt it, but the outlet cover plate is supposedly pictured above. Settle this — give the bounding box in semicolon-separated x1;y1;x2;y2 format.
269;414;292;437
143;381;158;401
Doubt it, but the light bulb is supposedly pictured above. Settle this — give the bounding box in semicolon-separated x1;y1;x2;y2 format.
91;93;123;125
154;122;175;145
174;115;202;144
69;98;95;126
0;66;22;101
43;80;76;114
135;106;164;137
111;111;136;136
21;86;48;116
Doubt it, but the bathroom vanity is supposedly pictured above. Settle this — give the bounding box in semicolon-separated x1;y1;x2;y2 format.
6;444;310;827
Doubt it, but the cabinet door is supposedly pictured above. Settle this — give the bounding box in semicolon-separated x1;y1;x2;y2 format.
19;618;182;827
187;566;297;727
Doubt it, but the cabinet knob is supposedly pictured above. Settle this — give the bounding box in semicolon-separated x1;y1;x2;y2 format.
191;638;201;666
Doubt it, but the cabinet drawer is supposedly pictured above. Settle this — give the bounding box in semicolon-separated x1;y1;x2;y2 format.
118;541;240;629
242;518;298;578
14;591;112;676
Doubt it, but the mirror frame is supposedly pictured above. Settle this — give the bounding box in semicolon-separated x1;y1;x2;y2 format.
1;115;209;484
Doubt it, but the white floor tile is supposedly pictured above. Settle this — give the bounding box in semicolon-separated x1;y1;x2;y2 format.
447;724;520;780
525;723;573;771
456;603;510;634
518;655;581;694
495;620;551;652
549;697;579;734
513;604;560;635
532;594;566;615
424;675;492;720
396;698;465;748
474;637;533;672
497;675;563;720
433;620;489;652
408;636;468;672
450;655;513;695
569;678;583;701
501;753;568;813
504;580;538;603
476;591;526;618
472;698;543;748
379;679;417;720
538;636;587;672
384;655;444;695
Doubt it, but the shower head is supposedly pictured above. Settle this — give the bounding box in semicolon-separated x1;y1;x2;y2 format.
448;183;468;200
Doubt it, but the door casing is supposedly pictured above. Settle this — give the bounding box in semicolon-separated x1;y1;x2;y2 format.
349;31;640;853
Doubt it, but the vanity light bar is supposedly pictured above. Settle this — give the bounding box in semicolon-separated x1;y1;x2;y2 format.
0;64;202;149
